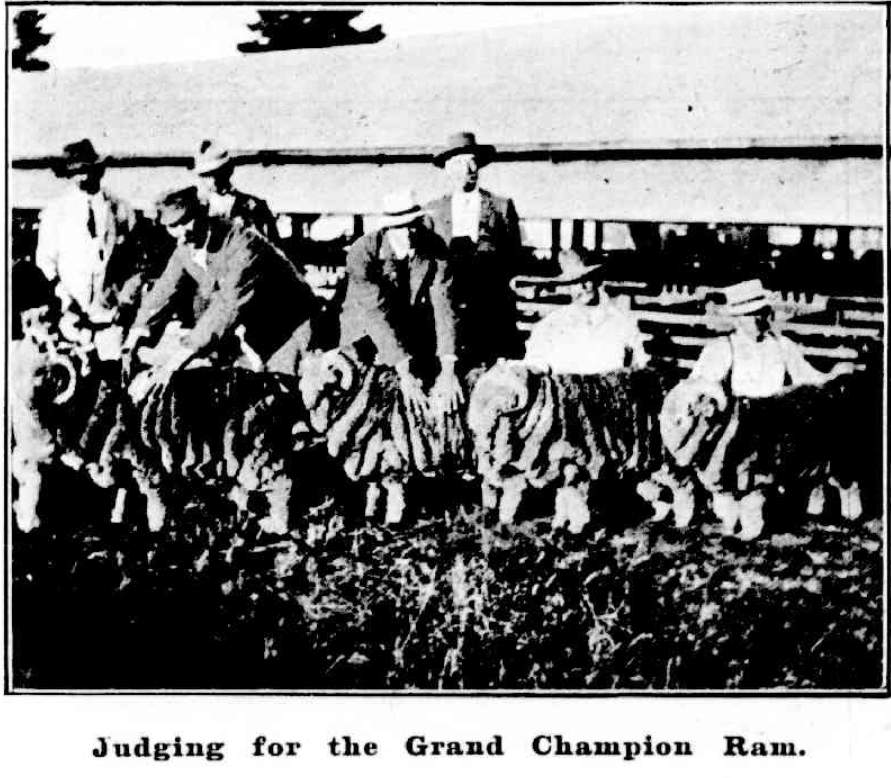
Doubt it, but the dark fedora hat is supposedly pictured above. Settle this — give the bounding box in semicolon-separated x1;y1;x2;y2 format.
55;138;105;177
432;131;496;168
155;186;201;228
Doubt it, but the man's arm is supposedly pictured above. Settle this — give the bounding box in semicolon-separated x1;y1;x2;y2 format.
430;254;457;360
130;250;189;340
778;335;836;386
343;236;411;366
689;337;733;384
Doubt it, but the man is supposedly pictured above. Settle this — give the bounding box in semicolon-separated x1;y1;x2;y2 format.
339;189;462;414
35;138;145;340
690;280;849;397
524;250;649;374
127;187;318;384
687;279;854;537
426;131;523;368
33;138;147;480
193;139;280;242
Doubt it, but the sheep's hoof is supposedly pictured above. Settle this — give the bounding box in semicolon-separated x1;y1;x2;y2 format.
806;485;826;516
146;496;166;533
384;482;406;525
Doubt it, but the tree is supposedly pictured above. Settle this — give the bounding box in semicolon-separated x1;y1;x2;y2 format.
238;10;384;54
12;9;53;72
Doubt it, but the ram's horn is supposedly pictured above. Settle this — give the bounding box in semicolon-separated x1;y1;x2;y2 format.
51;353;78;405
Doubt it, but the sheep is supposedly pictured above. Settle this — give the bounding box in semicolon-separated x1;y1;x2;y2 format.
467;360;695;533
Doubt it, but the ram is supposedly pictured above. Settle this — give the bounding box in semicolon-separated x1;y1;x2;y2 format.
123;361;314;535
467;361;695;533
10;307;127;532
659;372;873;538
298;340;475;525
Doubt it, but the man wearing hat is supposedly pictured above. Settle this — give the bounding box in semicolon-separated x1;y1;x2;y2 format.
524;249;649;374
33;139;149;479
425;131;522;368
35;139;146;338
690;279;850;397
193;139;280;242
339;189;461;413
127;186;318;385
687;278;855;538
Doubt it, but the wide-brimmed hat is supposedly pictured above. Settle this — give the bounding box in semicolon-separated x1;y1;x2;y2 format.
714;279;774;316
155;186;201;228
56;138;104;177
432;131;496;168
193;139;233;176
378;189;428;229
551;248;605;285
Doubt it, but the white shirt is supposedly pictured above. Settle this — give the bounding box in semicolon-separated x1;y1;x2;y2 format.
35;188;114;319
690;330;827;398
524;299;649;375
450;189;482;242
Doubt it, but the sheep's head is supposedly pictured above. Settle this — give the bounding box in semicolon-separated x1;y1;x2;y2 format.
659;378;728;467
298;338;376;432
467;360;534;440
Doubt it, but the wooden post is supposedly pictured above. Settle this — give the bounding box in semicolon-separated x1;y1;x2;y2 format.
571;219;585;250
352;214;364;239
593;220;604;253
550;218;561;261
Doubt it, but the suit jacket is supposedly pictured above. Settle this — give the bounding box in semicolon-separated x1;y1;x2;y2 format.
35;187;145;322
133;221;318;364
425;188;522;365
338;228;456;375
206;188;281;244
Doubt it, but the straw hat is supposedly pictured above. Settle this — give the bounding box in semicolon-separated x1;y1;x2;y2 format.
714;279;774;316
432;131;496;168
551;249;604;285
193;139;233;176
378;189;427;229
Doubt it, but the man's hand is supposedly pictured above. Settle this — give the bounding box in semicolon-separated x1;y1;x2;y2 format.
395;358;428;418
431;356;464;416
827;361;857;380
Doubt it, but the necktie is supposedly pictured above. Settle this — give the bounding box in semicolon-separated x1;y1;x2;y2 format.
86;199;97;238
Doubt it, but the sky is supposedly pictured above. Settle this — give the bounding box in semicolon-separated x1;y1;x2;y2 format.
28;4;633;70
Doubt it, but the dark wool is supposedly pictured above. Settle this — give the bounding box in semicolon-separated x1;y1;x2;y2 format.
664;373;870;492
129;367;310;486
299;346;477;482
469;363;677;490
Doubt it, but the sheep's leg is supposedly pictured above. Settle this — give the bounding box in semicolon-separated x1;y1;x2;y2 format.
132;467;166;532
737;490;766;541
713;491;740;536
364;482;383;519
829;477;863;521
258;475;292;536
481;479;499;510
13;453;42;533
498;476;526;525
110;486;127;525
670;476;696;529
383;480;406;525
555;481;590;534
806;483;826;516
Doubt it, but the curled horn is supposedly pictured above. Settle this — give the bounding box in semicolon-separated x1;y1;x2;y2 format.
51;352;78;405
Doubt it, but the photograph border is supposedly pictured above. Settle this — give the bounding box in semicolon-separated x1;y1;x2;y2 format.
4;0;889;698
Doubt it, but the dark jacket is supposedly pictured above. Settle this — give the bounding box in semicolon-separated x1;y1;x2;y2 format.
338;228;456;379
425;188;522;365
133;221;317;364
217;189;281;244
